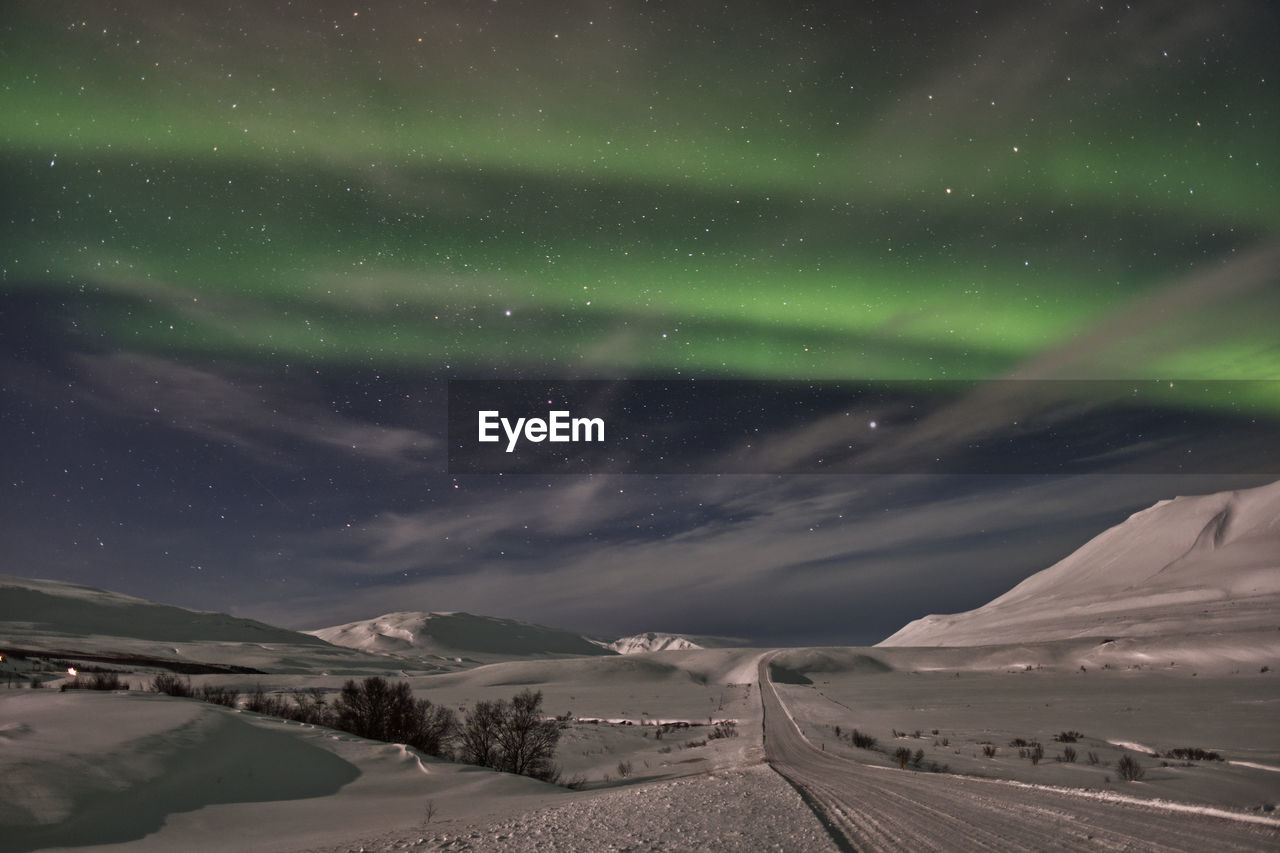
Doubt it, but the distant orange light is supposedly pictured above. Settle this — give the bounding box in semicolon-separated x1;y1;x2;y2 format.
67;667;77;676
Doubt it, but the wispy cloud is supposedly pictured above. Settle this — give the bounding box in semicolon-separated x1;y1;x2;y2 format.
75;352;436;468
246;473;1272;640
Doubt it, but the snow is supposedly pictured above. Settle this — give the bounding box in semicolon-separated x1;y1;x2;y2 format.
604;632;703;655
1;480;1277;850
308;611;615;661
0;574;329;647
880;480;1280;649
0;690;564;853
0;574;415;676
307;767;836;853
769;646;1280;811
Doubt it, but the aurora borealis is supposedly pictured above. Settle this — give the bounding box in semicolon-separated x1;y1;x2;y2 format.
2;1;1277;642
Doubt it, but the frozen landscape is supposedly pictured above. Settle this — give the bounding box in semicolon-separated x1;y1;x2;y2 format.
2;482;1278;851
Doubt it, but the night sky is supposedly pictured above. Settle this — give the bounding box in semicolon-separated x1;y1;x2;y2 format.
2;1;1277;645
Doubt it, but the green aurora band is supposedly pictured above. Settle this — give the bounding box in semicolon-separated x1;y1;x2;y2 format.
2;3;1277;413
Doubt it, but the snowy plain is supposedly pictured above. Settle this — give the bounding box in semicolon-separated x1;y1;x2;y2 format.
1;481;1278;850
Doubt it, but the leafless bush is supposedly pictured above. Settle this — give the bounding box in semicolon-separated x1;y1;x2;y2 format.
334;676;456;758
244;684;287;715
709;721;739;740
62;671;128;691
152;673;194;697
1164;747;1222;762
198;684;240;707
1116;754;1145;781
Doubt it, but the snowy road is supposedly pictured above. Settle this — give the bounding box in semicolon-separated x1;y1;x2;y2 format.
758;657;1280;852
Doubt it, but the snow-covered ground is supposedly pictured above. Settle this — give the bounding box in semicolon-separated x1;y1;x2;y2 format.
309;767;835;853
3;641;1276;851
768;645;1280;811
2;480;1278;850
0;690;560;853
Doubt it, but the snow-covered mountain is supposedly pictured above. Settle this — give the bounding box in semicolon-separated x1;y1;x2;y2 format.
309;611;616;659
605;632;703;654
879;480;1280;647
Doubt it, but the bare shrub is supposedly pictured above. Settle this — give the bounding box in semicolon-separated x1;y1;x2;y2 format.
244;684;287;715
616;759;633;778
851;729;877;750
62;671;128;691
334;676;456;758
152;673;194;698
982;744;997;759
709;721;739;740
1116;754;1145;781
198;684;240;707
1164;747;1222;762
276;687;332;725
1062;746;1077;763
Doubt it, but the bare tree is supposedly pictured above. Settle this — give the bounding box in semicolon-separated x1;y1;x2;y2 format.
459;699;504;768
497;689;561;780
460;690;561;781
333;676;455;757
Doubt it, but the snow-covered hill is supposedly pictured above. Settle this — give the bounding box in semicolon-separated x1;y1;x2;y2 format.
0;574;417;674
879;480;1280;648
308;611;616;660
0;574;326;647
605;632;703;654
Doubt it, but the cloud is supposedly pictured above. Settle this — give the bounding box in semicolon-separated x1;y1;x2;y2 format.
245;472;1274;641
74;352;436;468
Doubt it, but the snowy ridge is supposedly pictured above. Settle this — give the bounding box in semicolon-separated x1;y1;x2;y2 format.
0;574;437;674
879;480;1280;648
604;632;703;654
0;574;326;646
308;611;616;659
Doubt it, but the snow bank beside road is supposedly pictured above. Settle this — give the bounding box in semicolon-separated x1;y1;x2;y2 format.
305;766;836;853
